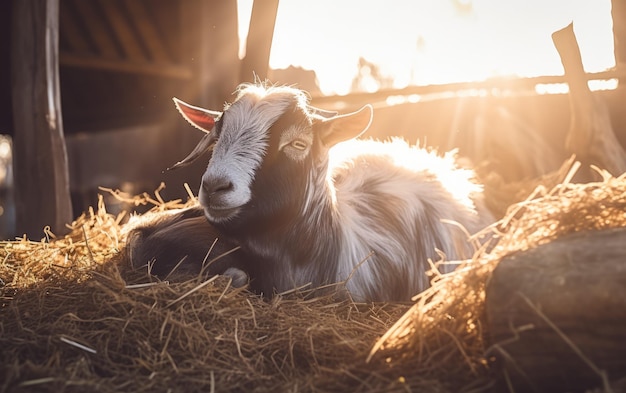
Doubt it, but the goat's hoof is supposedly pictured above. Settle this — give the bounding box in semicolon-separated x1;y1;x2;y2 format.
223;267;249;288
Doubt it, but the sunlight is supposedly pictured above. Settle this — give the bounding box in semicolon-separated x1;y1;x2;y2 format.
535;78;620;95
328;139;481;210
236;0;254;60
237;0;615;95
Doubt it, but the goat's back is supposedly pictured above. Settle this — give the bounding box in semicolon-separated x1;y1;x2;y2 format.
328;138;492;300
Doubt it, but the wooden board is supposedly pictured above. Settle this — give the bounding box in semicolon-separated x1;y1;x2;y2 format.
11;0;72;238
486;227;626;392
239;0;279;83
553;23;626;179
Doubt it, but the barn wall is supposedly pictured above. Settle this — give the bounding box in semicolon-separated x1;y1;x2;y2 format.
0;1;12;135
2;0;625;237
363;86;626;182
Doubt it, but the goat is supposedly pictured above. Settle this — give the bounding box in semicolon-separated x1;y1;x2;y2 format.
162;83;493;302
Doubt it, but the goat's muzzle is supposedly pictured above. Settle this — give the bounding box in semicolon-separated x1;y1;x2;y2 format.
199;176;241;221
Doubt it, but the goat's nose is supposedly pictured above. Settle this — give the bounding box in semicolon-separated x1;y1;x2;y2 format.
202;177;233;197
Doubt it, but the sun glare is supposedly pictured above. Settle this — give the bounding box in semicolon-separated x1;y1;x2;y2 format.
237;0;254;60
238;0;615;96
535;78;620;95
328;139;481;210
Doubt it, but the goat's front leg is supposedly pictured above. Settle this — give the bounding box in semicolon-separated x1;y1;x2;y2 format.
125;205;249;282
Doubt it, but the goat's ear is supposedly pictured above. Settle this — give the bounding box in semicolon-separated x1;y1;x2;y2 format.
307;105;339;119
167;132;215;171
173;97;222;133
318;104;373;147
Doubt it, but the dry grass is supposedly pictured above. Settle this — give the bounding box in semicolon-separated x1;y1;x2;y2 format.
371;164;626;390
1;166;626;393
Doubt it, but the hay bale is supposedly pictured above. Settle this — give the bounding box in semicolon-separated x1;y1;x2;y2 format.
487;227;626;392
370;168;626;392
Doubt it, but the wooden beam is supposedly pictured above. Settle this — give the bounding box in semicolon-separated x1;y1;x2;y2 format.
124;0;172;63
11;0;72;238
71;0;121;59
486;227;626;392
612;0;626;70
59;53;192;79
98;0;146;62
553;23;626;179
239;0;279;83
310;68;626;108
58;1;91;54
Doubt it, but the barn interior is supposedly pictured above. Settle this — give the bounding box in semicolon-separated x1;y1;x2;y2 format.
0;0;625;239
1;1;626;392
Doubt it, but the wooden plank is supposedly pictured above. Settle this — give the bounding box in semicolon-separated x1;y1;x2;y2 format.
124;0;171;63
239;0;279;82
612;0;626;68
485;227;626;392
72;0;120;59
11;0;72;238
553;23;626;179
59;53;192;79
310;68;626;107
58;1;91;54
98;0;146;62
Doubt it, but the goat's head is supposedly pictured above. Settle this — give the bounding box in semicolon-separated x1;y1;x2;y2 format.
171;84;372;232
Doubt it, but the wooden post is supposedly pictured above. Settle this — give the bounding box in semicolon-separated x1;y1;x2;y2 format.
11;0;72;238
239;0;279;83
553;23;626;179
485;227;626;392
612;0;626;83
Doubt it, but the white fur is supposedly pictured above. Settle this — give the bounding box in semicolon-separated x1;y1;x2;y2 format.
327;138;488;298
200;87;296;221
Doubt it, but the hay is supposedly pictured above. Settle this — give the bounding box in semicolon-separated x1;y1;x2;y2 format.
370;165;626;389
0;191;416;392
2;167;626;392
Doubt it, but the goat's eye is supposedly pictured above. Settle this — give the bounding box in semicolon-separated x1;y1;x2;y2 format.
290;140;308;150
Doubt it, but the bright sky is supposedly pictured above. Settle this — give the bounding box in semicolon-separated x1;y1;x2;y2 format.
238;0;615;95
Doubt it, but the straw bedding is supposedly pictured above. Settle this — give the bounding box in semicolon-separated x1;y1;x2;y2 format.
1;165;625;393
